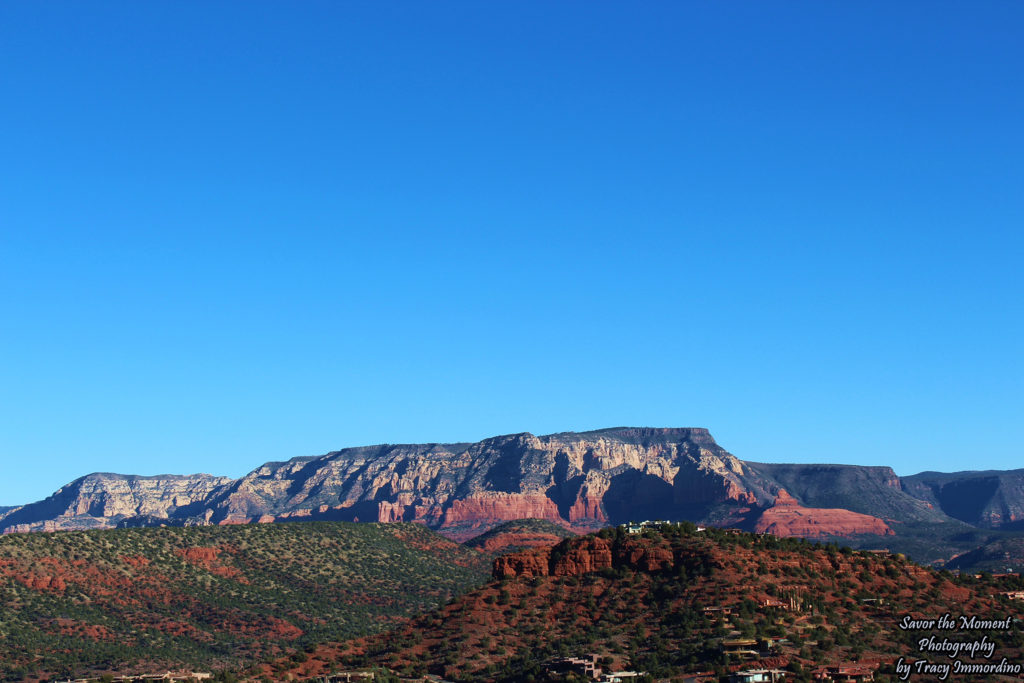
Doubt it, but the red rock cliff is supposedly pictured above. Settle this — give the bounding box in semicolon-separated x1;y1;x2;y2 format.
754;489;894;538
493;535;678;579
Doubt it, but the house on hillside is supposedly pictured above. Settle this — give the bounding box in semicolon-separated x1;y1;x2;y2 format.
720;638;760;660
719;638;783;660
544;654;602;680
1001;590;1024;600
623;520;705;534
110;674;211;682
728;669;786;683
315;671;376;682
625;520;673;534
811;664;876;681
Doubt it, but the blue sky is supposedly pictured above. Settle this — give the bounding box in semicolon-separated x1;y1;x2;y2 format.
1;2;1021;505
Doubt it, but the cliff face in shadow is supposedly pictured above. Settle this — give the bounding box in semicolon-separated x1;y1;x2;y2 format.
900;469;1024;529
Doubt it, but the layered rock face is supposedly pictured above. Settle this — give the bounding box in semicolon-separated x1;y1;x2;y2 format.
2;428;774;538
752;489;894;538
197;427;773;539
493;535;678;579
1;427;968;542
0;473;232;534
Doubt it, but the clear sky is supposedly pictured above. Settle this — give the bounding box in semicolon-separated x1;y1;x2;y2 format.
1;2;1021;506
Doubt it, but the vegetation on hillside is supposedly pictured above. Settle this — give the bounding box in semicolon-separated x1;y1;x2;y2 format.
0;522;491;681
285;524;1024;682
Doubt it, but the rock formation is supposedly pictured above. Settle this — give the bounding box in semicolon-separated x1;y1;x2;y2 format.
752;489;894;538
191;427;776;540
0;427;1003;547
0;473;232;534
493;535;679;579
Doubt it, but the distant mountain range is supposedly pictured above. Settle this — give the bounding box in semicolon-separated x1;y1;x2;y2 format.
3;427;1023;567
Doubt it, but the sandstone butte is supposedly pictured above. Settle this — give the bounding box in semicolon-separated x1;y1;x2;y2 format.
0;427;905;542
751;489;894;538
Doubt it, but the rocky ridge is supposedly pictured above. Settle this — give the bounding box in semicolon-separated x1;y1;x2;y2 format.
4;428;784;539
0;428;1014;556
0;473;231;534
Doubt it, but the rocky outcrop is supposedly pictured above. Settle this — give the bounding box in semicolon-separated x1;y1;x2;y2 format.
493;535;678;579
494;537;611;579
552;536;615;575
492;546;552;578
753;489;894;538
620;538;676;571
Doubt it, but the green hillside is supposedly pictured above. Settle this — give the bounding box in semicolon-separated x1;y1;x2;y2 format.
0;522;491;681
